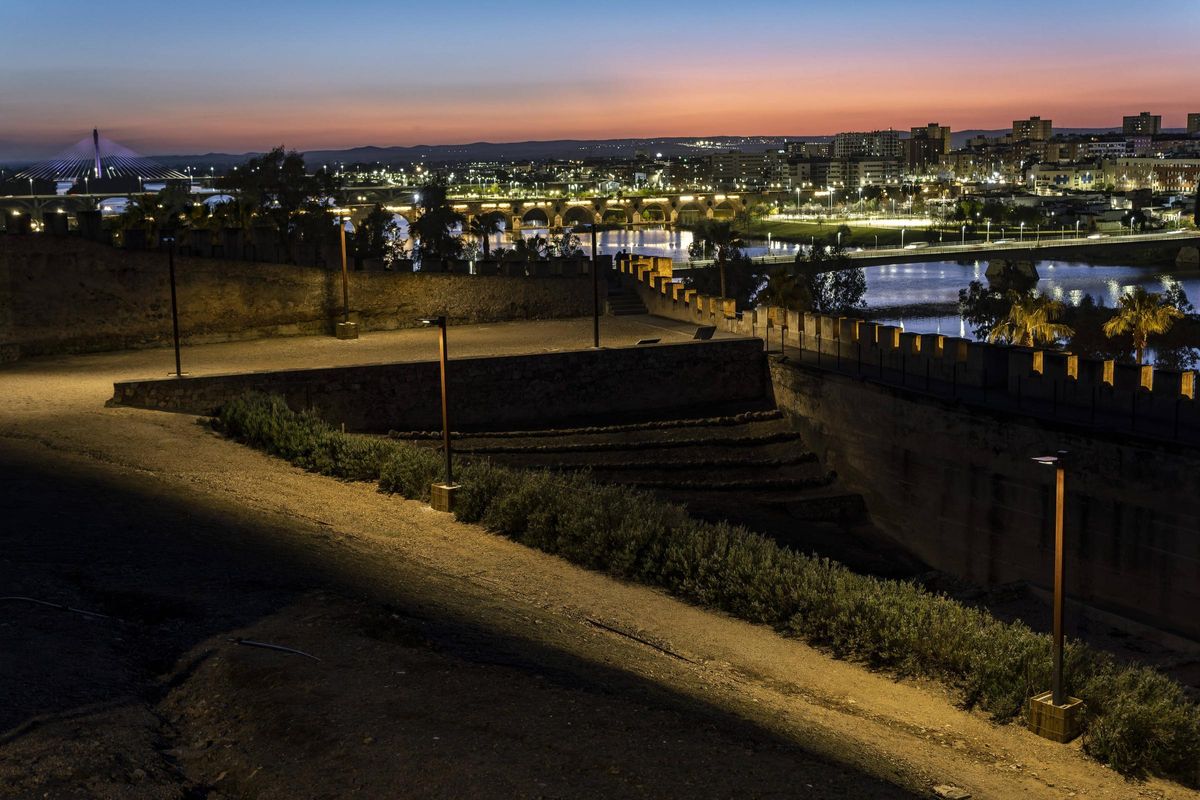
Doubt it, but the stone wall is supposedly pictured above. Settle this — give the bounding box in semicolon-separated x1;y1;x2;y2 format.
109;338;769;432
770;359;1200;642
0;237;595;360
617;254;1200;438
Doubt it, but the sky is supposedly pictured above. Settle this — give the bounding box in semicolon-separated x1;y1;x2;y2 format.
2;0;1198;161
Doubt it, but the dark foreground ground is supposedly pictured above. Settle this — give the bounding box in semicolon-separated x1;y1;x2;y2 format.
0;442;916;799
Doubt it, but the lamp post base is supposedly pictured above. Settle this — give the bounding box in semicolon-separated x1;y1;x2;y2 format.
1028;692;1085;743
335;321;359;340
429;483;459;513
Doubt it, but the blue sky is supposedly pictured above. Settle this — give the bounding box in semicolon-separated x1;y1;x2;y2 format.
2;0;1197;159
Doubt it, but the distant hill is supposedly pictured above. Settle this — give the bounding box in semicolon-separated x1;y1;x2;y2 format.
148;137;826;169
5;128;1188;172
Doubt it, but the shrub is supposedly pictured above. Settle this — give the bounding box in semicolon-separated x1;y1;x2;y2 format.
378;446;442;502
214;393;1200;784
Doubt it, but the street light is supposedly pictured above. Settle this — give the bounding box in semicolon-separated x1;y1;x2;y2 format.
336;214;358;339
961;224;967;246
1032;450;1069;705
1027;450;1084;743
161;234;183;378
419;315;457;512
589;223;600;348
900;227;906;248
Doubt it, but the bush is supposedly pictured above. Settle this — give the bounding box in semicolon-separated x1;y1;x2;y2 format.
215;393;1200;784
378;447;442;502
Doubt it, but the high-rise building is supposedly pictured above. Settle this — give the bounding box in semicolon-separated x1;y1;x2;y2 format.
906;123;951;171
1123;112;1162;137
832;130;900;159
784;141;832;158
1188;113;1200;136
1012;116;1052;141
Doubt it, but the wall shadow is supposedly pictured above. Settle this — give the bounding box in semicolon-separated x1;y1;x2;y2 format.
0;445;919;798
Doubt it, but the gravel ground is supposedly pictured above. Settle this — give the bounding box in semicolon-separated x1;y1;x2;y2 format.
1;320;1197;799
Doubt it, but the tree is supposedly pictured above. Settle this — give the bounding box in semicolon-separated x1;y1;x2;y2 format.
550;230;582;258
693;220;744;298
511;234;550;261
409;183;466;266
753;268;811;311
1102;287;1184;365
683;253;765;311
218;146;340;263
987;291;1073;347
468;213;502;259
353;204;398;261
793;235;867;315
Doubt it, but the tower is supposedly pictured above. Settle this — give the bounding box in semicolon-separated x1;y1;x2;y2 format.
93;128;102;178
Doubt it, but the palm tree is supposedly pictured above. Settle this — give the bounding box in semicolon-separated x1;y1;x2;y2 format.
987;291;1074;347
696;220;743;298
468;213;502;259
1102;286;1184;364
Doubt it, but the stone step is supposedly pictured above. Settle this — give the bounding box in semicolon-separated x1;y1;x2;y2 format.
453;429;803;456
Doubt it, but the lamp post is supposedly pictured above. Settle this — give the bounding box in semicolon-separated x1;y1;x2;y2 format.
900;227;906;248
986;219;992;243
961;224;967;246
590;223;600;348
336;214;358;339
162;234;183;378
1027;450;1084;743
420;315;457;512
1033;451;1069;705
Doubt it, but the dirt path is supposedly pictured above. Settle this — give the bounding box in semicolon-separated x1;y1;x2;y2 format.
1;328;1196;799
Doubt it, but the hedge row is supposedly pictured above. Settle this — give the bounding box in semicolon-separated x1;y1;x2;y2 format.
214;393;1200;783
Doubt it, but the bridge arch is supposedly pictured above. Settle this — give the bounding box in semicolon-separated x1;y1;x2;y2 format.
562;205;600;227
676;202;708;225
638;202;670;224
521;207;550;228
712;199;738;220
601;207;628;225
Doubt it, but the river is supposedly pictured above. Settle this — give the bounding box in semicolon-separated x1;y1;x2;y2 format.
863;259;1200;340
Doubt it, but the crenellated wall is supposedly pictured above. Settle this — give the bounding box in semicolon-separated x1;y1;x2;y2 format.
615;253;1200;639
615;253;1200;439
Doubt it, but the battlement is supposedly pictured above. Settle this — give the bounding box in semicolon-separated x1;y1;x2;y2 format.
615;253;1200;439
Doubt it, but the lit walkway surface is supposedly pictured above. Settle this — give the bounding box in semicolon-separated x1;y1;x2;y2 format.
1;317;1194;798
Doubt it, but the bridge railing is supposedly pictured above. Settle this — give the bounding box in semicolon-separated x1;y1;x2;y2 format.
672;229;1198;269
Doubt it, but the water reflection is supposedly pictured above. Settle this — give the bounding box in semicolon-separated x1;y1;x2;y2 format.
869;259;1200;342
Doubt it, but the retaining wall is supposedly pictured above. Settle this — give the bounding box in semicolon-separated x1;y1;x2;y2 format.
769;359;1200;641
0;238;594;360
109;338;770;432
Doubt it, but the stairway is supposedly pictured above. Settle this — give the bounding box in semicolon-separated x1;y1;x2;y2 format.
391;408;922;578
604;285;647;316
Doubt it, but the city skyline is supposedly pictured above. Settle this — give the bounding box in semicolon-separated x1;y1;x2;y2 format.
2;0;1199;161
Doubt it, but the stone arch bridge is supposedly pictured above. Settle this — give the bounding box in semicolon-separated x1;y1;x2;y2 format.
336;189;779;232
